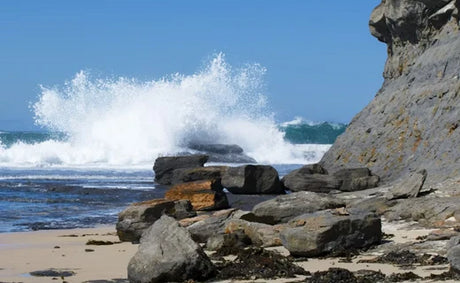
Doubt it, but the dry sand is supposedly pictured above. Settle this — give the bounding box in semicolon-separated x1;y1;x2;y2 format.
0;222;455;282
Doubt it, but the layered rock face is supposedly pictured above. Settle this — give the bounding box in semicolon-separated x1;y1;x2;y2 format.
321;0;460;184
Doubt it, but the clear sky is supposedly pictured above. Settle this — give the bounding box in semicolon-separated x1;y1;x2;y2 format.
0;0;386;131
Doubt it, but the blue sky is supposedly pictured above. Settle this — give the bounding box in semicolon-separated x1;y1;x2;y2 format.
0;0;385;131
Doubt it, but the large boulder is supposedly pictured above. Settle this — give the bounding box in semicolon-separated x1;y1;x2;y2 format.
128;215;216;283
280;210;382;257
281;164;341;193
332;168;380;192
153;155;208;185
170;166;228;185
116;199;196;242
321;0;460;185
165;179;229;211
188;143;256;163
221;165;284;194
251;191;345;224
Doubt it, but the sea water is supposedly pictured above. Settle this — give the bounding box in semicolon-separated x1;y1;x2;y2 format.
0;54;345;232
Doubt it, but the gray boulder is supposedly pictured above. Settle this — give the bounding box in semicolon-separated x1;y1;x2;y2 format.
170;166;228;185
282;173;341;193
333;168;380;192
225;219;286;247
128;215;216;283
153;154;208;185
321;0;460;185
280;210;382;257
448;245;460;274
221;165;284;194
206;230;251;251
116;199;196;242
386;170;427;199
251;191;345;224
187;209;245;243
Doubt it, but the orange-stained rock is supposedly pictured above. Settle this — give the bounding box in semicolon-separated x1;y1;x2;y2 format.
165;180;229;211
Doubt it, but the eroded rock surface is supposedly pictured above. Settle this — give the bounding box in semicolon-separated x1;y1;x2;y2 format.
321;0;460;185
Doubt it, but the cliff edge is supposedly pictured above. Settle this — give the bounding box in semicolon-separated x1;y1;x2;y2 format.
321;0;460;185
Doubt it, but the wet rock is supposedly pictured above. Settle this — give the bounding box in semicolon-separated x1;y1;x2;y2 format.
188;143;256;163
153;154;208;185
116;199;196;242
128;215;216;283
215;247;309;280
386;170;428;200
165;179;229;211
170;166;227;185
333;168;380;192
221;165;284;194
225;219;286;247
251;191;345;224
206;230;251;251
280;210;382;257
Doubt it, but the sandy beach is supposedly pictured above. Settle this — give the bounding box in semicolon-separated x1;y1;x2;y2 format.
0;221;455;283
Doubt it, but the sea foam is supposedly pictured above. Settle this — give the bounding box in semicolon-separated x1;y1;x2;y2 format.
0;54;329;168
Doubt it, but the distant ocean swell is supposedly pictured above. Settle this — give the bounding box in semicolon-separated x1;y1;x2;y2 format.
0;54;346;168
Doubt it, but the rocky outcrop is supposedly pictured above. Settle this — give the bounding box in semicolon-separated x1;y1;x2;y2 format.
116;199;196;242
221;165;284;194
153;155;208;185
127;215;216;283
386;169;427;199
165;179;229;211
321;0;460;185
280;210;382;257
170;166;227;185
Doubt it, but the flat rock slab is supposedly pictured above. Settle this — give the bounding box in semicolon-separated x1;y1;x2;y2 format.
128;215;216;283
280;210;382;257
251;191;346;224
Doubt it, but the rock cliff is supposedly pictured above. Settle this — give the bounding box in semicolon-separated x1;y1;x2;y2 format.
321;0;460;184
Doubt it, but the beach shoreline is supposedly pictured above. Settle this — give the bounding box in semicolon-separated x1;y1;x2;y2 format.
0;221;455;283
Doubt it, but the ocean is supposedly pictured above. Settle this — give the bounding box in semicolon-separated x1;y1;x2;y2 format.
0;55;346;232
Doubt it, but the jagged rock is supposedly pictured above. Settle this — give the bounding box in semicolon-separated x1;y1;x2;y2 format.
321;0;460;185
165;179;229;211
188;143;256;163
448;245;460;274
206;230;251;251
225;219;286;247
251;191;345;224
153;154;208;185
386;169;428;199
127;215;216;283
187;209;244;243
333;168;380;192
170;166;228;185
280;210;382;257
221;165;284;194
116;199;196;242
